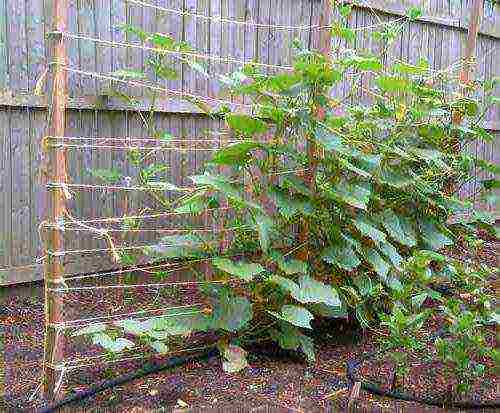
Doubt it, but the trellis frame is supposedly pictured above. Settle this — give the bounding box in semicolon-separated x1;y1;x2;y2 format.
42;0;68;400
37;0;490;401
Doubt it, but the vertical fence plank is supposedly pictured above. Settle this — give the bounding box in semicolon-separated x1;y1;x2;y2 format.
9;0;28;91
10;109;32;267
0;0;9;90
0;108;11;269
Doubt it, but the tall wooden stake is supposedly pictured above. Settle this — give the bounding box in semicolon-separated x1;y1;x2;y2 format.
43;0;68;400
459;0;483;87
299;0;332;260
448;0;482;194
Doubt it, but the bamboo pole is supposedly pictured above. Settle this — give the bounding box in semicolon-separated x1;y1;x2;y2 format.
298;0;332;260
43;0;68;400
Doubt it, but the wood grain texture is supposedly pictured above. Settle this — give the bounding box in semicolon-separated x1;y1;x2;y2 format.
0;0;498;284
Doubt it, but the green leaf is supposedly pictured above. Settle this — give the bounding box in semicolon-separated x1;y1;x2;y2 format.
92;334;135;353
271;274;341;308
365;248;390;278
212;258;265;281
349;55;383;72
353;274;373;297
281;175;312;197
321;243;361;271
270;187;314;218
145;234;209;259
187;60;209;77
150;33;177;49
294;275;341;307
311;303;348;319
378;241;403;268
325;180;371;210
298;334;315;363
419;219;453;250
269;305;314;329
377;210;417;247
376;76;410;93
191;173;263;212
339;4;352;18
412;293;428;309
89;168;123;184
149;341;170;354
226;114;268;137
407;6;423;21
393;60;428;75
113;319;149;336
72;323;107;337
270;274;300;295
255;214;274;252
153;312;210;335
111;69;147;80
272;253;308;275
314;125;346;152
211;141;263;166
174;192;208;214
353;216;387;243
212;295;253;332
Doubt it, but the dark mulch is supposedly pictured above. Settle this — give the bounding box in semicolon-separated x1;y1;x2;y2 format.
1;239;498;412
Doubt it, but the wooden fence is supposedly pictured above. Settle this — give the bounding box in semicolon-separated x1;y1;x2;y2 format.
0;0;498;285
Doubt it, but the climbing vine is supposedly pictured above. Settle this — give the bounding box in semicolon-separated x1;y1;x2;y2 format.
74;4;498;397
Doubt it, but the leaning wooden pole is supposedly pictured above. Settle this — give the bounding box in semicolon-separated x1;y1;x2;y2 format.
299;0;332;260
43;0;68;400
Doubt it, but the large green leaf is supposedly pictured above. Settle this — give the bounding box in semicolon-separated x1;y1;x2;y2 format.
174;192;208;214
226;114;268;137
272;274;340;308
353;216;387;243
325;181;371;210
419;218;453;250
270;187;314;218
270;323;315;362
294;275;341;307
212;258;265;281
92;334;135;353
210;141;263;166
321;243;361;271
314;125;346;152
72;323;107;337
113;319;149;336
212;295;253;332
271;251;308;274
255;214;274;252
378;240;404;268
190;173;263;212
376;76;410;93
282;175;312;197
364;248;390;278
144;234;208;259
153;311;211;335
269;305;314;329
377;210;417;247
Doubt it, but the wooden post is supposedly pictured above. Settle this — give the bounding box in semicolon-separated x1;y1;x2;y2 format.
448;0;482;194
298;0;332;260
43;0;68;400
459;0;483;87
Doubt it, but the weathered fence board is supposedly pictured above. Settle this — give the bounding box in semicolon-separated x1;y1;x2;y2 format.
0;0;498;285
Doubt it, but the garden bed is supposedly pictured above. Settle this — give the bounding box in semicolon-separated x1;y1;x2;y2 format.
1;238;498;412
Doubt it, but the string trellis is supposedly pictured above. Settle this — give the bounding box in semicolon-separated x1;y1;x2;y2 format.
40;0;429;400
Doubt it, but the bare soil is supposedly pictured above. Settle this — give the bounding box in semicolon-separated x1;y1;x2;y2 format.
1;240;498;412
